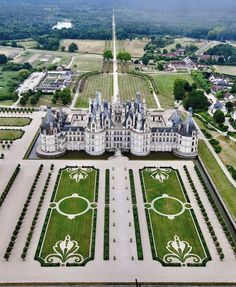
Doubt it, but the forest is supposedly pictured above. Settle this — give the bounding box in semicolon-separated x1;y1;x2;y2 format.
0;0;236;44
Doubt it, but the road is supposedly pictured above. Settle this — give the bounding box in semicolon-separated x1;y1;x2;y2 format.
112;10;119;104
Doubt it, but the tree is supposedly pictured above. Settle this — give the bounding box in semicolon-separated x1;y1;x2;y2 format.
17;69;30;81
11;41;17;48
61;88;71;105
142;56;149;66
157;62;164;71
30;96;37;105
19;97;27;106
231;81;236;93
117;51;131;62
68;42;78;52
51;96;57;104
0;54;8;65
174;79;188;101
183;90;210;111
225;101;234;113
213;110;225;124
103;50;113;60
176;43;182;49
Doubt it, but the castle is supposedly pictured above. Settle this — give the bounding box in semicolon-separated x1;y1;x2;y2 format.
37;92;198;158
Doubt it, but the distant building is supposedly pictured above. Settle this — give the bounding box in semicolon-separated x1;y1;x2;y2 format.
52;21;72;30
37;92;198;159
224;92;235;102
211;101;227;115
168;61;186;69
37;70;74;93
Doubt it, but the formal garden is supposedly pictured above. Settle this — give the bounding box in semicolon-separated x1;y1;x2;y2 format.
139;167;211;266
35;166;99;267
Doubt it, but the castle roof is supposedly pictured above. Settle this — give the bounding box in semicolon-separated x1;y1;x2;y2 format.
168;110;182;127
41;107;58;134
179;108;197;137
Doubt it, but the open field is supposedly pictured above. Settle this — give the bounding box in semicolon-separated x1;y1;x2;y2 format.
195;41;220;56
73;55;102;72
0;129;24;140
61;38;148;57
198;139;236;220
117;39;149;58
75;73;113;108
0;46;21;59
217;135;236;168
14;50;71;68
194;117;236;168
151;73;194;109
60;39;106;54
213;65;236;76
118;74;156;108
140;167;210;266
161;37;206;52
35;166;98;266
0;117;31;126
17;40;37;49
123;39;149;58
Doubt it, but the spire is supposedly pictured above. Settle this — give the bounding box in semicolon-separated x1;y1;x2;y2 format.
179;107;196;137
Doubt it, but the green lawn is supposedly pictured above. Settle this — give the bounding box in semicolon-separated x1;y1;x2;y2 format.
0;68;19;102
151;73;194;109
73;55;102;72
198;140;236;220
0;129;24;140
35;167;98;266
118;74;157;108
140;167;210;266
0;117;31;126
75;73;113;108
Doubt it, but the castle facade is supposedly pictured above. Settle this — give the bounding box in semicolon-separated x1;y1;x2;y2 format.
37;92;198;158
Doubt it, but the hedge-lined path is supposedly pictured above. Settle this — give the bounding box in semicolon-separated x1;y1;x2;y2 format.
186;164;235;261
109;157;137;261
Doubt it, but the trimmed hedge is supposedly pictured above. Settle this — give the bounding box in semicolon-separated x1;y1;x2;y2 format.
105;169;110;205
129;169;137;204
104;206;109;260
133;206;143;260
104;169;110;260
0;107;35;114
0;164;20;207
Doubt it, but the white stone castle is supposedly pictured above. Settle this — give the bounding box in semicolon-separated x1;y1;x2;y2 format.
37;92;198;158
